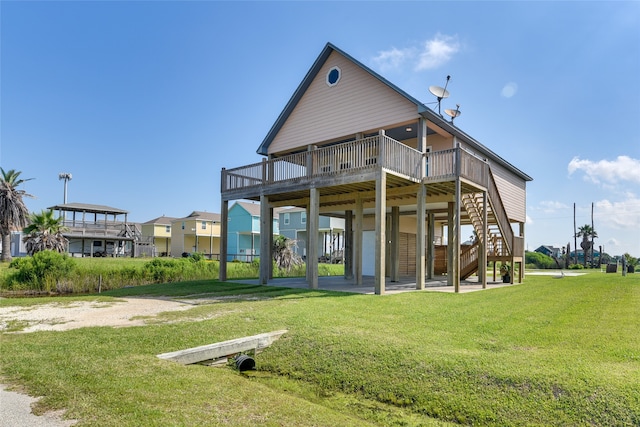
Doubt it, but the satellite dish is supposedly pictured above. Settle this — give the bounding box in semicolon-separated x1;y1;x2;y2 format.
428;75;451;114
445;104;461;124
429;85;450;100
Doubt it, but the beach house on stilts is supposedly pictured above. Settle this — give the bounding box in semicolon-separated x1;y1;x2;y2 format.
219;43;532;294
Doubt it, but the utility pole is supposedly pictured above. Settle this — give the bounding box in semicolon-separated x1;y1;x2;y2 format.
573;203;577;266
591;202;595;268
59;172;72;204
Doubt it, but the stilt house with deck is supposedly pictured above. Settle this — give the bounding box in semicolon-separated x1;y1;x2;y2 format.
49;202;147;257
219;43;532;294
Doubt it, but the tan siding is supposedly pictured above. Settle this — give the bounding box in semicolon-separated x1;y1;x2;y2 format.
426;134;455;151
269;51;418;155
489;162;527;223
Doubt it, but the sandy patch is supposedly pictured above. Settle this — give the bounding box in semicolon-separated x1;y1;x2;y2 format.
0;298;194;333
526;271;586;276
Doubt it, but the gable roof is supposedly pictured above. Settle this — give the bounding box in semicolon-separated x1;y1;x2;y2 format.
231;201;285;218
231;201;261;217
257;42;532;182
171;211;221;222
186;211;221;221
143;215;177;225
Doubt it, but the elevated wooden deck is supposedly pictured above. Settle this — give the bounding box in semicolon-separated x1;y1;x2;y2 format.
221;134;489;203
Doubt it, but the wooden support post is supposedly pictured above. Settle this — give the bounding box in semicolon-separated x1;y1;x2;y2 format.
480;191;488;288
416;184;426;290
259;195;270;285
344;210;353;279
519;222;525;283
305;204;311;283
355;194;363;286
268;206;274;279
447;202;454;287
427;212;435;279
308;187;319;289
453;179;461;292
375;170;387;295
391;206;400;282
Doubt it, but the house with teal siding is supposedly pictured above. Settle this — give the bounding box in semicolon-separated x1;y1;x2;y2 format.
227;201;280;261
279;207;345;262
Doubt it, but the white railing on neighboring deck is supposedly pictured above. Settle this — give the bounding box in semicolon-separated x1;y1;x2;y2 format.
221;135;489;193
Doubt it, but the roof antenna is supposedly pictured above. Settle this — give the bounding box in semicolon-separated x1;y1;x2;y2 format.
429;75;451;115
445;104;461;124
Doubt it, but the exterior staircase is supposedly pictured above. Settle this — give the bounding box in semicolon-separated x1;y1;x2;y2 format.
459;168;516;278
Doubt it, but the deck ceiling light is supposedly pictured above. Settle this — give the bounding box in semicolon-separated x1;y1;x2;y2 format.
405;127;412;132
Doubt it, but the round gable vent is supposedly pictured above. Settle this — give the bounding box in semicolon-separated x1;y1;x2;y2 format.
326;66;341;87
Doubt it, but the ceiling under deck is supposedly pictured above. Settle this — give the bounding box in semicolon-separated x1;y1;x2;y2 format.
235;169;490;227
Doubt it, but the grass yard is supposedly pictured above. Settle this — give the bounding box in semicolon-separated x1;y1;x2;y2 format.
1;272;638;426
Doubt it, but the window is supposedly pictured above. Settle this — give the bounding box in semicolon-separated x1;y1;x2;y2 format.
326;66;341;87
283;213;290;225
181;222;185;230
165;225;170;233
301;212;307;224
201;221;206;230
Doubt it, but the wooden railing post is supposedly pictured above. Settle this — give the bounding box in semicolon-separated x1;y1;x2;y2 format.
307;145;315;177
261;158;267;183
455;139;461;177
221;168;227;192
378;130;385;167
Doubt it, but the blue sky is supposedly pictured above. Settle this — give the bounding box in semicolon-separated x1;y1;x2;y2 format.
1;1;639;257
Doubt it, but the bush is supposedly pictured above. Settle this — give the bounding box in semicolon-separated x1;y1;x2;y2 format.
569;264;584;270
7;251;76;291
525;251;557;269
188;252;205;263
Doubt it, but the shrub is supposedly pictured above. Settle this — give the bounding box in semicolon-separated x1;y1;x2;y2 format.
569;263;584;270
7;251;76;291
188;252;205;262
525;251;557;269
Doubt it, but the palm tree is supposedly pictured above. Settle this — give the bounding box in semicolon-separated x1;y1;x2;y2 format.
575;224;598;268
23;210;69;255
0;168;34;262
273;235;303;272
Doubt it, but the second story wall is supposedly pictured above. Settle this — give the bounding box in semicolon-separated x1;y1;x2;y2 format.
489;161;527;223
268;50;418;155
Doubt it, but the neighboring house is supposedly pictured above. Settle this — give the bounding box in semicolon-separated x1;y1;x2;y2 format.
569;249;600;264
278;207;345;262
226;201;280;262
141;216;177;257
0;231;27;258
48;203;146;257
219;42;532;294
534;245;561;258
170;211;221;259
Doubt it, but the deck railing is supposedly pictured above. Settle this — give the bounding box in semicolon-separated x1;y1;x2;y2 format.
222;135;488;193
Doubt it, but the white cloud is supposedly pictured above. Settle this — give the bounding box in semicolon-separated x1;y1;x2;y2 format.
539;200;569;213
501;82;518;98
372;47;409;72
416;34;461;71
568;155;640;185
594;195;640;229
372;34;460;72
526;214;534;225
607;238;620;248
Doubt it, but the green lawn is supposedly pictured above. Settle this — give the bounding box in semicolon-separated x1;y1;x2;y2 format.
1;272;638;426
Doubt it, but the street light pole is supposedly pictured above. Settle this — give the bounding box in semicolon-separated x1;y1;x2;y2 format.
59;172;72;204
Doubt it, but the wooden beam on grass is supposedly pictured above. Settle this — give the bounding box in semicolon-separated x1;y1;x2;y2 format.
157;330;288;365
